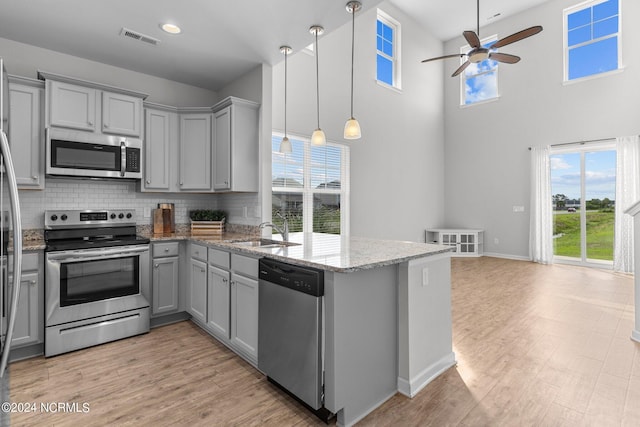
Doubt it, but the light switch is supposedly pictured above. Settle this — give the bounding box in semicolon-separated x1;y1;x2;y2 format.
513;206;525;213
143;207;151;218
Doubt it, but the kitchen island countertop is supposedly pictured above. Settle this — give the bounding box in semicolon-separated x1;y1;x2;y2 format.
144;231;454;273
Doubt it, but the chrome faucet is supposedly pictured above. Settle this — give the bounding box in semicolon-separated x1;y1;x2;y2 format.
259;212;289;241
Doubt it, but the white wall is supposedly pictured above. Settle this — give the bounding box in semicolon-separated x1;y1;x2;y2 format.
272;1;446;242
443;0;640;258
0;37;218;106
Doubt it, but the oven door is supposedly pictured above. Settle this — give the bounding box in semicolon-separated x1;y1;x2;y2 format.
45;245;150;327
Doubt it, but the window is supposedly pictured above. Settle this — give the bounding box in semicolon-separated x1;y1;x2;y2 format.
376;10;400;88
461;36;498;105
564;0;620;81
271;134;349;235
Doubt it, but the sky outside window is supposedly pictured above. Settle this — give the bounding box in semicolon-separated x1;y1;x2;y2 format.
550;150;616;200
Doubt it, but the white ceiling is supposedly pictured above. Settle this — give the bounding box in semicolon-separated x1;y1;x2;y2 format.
0;0;553;91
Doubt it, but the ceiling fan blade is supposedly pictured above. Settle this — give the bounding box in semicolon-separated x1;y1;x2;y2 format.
492;25;543;49
489;52;521;64
451;61;471;77
421;53;466;63
463;31;481;49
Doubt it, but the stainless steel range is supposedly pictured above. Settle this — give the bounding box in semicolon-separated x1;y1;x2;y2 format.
44;209;150;357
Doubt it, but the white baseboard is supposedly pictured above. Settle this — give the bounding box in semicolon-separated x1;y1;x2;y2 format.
632;330;640;343
483;252;531;261
397;352;456;398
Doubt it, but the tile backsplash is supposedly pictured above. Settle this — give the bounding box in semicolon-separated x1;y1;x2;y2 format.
19;178;260;230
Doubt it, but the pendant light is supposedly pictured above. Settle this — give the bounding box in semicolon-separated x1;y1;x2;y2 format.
344;1;362;140
279;45;293;154
309;25;326;146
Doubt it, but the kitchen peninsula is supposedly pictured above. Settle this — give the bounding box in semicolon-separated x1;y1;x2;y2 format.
148;230;456;426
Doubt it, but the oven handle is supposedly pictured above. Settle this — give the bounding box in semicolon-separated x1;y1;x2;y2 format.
46;245;149;263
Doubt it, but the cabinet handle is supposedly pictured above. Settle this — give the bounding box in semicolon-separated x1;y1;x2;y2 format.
164;248;170;252
194;251;199;256
88;121;93;126
104;123;109;128
146;180;151;184
222;278;228;283
180;182;184;186
201;269;206;273
224;180;228;185
32;175;38;180
154;264;159;268
21;279;36;286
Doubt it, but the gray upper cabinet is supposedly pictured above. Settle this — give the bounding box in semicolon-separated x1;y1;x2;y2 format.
179;112;212;191
8;77;44;189
39;71;147;137
143;107;179;192
47;80;97;132
101;91;142;137
212;97;259;192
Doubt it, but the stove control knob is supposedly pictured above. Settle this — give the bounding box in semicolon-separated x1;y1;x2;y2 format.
50;214;58;221
61;214;68;221
110;213;116;219
126;213;132;219
118;213;125;219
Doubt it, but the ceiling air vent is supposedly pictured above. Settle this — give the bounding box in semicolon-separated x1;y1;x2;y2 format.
119;27;160;46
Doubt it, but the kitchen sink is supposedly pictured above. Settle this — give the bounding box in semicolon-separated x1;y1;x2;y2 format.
233;238;300;248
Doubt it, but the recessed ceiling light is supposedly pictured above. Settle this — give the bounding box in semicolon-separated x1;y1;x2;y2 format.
161;23;181;34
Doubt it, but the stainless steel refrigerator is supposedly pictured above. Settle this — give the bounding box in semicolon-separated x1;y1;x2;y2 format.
0;57;23;378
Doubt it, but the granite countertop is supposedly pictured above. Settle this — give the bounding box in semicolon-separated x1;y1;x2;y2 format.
174;232;454;273
22;230;454;273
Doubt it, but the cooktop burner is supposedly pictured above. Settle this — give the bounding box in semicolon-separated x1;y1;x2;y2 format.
44;209;150;252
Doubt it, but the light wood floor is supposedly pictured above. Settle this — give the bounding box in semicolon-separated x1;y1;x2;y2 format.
9;257;640;426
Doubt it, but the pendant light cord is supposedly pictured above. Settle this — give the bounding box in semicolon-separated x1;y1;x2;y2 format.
284;49;287;137
315;29;320;129
350;5;355;118
477;0;480;36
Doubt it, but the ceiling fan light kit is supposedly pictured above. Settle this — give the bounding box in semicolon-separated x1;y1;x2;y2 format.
421;0;543;77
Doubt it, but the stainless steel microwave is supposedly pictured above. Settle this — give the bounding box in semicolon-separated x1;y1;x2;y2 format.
46;128;142;179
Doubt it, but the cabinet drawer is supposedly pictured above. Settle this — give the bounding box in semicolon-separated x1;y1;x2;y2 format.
190;243;207;262
208;247;230;269
22;252;39;271
231;253;258;278
153;242;179;258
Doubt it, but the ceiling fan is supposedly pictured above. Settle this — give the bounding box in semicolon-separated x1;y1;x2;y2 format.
421;0;543;77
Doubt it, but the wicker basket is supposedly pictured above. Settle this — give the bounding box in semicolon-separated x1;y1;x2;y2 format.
190;219;225;236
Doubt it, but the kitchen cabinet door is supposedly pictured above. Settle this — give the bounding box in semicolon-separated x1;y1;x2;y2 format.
102;91;142;137
10;271;40;348
230;273;258;362
212;97;259;192
212;106;231;191
207;265;230;339
188;258;208;324
143;108;179;191
9;81;44;189
48;80;96;131
152;256;179;315
179;113;212;191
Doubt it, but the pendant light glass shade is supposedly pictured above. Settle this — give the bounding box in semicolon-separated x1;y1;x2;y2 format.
311;129;326;146
344;1;362;140
344;118;361;139
310;25;326;145
279;46;293;154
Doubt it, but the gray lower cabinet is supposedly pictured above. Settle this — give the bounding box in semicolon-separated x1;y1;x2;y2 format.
207;265;230;337
188;243;208;324
9;252;43;349
151;242;180;316
229;271;258;361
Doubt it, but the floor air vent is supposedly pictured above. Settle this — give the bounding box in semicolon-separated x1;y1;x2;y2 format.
120;27;160;46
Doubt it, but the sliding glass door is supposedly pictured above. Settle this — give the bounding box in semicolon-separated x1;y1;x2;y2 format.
550;144;616;266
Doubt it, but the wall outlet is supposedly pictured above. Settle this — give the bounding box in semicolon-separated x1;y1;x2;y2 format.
242;206;248;218
422;267;429;287
494;237;499;245
513;205;525;213
143;207;151;218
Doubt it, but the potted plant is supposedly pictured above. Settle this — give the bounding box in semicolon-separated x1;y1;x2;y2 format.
189;209;227;235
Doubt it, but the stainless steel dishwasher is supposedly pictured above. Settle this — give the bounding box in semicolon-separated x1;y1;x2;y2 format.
258;258;332;421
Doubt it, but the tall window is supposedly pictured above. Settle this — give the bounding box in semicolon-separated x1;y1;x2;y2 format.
461;36;498;105
564;0;620;81
550;142;616;267
271;134;349;235
377;10;400;89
